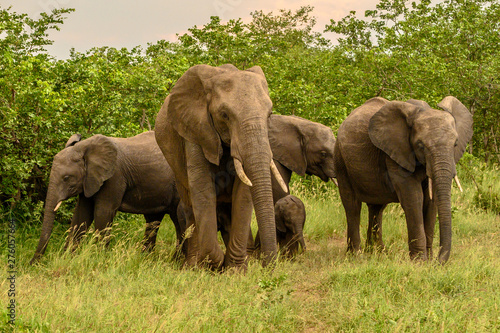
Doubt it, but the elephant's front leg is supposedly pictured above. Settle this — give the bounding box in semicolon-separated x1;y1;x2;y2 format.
224;178;253;271
387;161;427;260
65;194;94;251
93;197;122;247
186;142;224;269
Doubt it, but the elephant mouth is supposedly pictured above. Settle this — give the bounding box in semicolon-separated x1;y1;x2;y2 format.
307;169;331;182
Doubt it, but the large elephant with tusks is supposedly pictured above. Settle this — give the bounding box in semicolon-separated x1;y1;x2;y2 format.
155;64;288;270
334;96;473;263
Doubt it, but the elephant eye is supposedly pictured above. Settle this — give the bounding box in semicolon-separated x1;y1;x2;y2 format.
320;151;327;159
454;139;458;147
417;141;424;150
220;111;229;121
63;175;70;182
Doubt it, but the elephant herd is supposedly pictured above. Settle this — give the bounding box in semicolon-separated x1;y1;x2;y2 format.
30;64;473;270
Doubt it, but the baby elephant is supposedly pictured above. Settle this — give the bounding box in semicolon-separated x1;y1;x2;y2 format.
255;195;306;257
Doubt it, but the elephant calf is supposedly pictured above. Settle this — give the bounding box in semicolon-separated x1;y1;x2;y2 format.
30;131;181;264
254;195;306;257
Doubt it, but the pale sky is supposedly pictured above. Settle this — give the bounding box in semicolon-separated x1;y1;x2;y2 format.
1;0;379;59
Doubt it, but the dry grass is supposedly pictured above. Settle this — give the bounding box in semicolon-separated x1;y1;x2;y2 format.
1;167;499;332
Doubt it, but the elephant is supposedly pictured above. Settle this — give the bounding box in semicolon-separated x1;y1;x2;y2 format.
254;195;306;257
30;131;181;264
172;114;335;257
333;96;473;263
155;64;288;270
225;114;336;254
267;114;337;202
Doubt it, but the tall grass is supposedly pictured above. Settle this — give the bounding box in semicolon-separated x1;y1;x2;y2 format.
1;164;499;332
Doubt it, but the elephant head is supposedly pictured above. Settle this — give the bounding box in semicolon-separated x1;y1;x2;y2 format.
269;115;336;181
30;134;118;263
368;96;473;262
160;64;284;266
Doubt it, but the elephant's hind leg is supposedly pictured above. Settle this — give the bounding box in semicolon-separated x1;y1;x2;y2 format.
143;213;165;252
339;189;362;253
366;204;386;252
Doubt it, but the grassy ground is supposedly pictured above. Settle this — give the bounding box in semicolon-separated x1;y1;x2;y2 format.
1;162;499;332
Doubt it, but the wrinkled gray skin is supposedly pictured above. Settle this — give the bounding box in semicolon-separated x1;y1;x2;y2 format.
30;131;180;264
249;114;336;255
255;195;306;257
334;96;473;263
155;64;280;270
176;114;336;257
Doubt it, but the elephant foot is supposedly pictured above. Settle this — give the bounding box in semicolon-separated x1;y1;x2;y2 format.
346;244;362;255
201;250;224;271
183;247;225;271
183;255;198;269
223;254;248;274
409;249;428;261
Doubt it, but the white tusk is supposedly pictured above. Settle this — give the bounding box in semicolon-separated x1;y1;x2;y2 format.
271;160;288;193
234;159;253;187
454;175;463;192
54;201;63;212
428;178;433;201
331;178;338;187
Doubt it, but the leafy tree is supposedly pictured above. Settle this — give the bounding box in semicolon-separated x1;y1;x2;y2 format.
326;0;500;159
0;7;74;219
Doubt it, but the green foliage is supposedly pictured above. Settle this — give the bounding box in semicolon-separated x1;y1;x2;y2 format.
326;0;500;158
0;7;75;221
1;1;500;225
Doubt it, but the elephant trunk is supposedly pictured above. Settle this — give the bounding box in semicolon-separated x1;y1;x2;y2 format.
432;160;454;264
239;122;277;266
30;182;60;264
297;225;306;252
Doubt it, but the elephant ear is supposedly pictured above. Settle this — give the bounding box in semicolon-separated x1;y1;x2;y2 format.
274;202;287;233
268;115;307;176
245;65;266;77
405;99;431;110
218;64;238;71
369;101;421;172
167;64;227;166
74;135;118;197
65;134;82;148
437;96;473;163
245;66;270;93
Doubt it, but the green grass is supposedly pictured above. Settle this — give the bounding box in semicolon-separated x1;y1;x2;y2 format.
2;167;500;332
